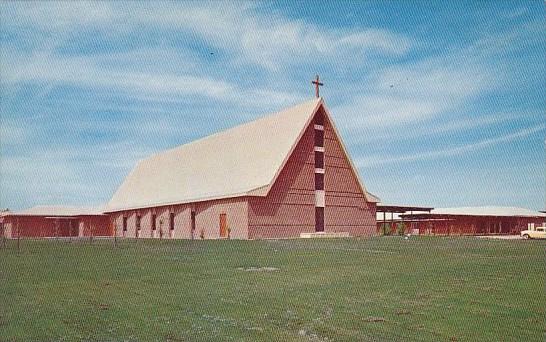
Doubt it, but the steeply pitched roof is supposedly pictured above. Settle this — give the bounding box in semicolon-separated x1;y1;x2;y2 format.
107;98;377;212
10;205;105;217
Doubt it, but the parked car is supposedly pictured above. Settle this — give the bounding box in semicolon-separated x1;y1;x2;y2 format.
520;227;546;239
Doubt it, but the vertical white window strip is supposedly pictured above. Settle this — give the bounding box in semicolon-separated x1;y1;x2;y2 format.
315;190;325;207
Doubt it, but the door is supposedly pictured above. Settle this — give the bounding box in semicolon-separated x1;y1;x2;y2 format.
220;214;228;238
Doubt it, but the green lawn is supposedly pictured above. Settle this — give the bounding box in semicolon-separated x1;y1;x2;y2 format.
0;237;544;341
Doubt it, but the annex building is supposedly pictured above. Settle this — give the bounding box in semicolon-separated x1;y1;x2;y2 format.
401;206;546;235
376;206;546;236
105;98;379;239
1;206;110;238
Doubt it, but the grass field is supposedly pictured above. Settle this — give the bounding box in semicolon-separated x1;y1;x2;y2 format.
0;237;544;341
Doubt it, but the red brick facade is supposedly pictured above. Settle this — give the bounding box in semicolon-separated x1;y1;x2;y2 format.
248;107;376;239
2;215;111;238
323;110;376;236
248;120;316;238
110;198;249;240
397;216;545;235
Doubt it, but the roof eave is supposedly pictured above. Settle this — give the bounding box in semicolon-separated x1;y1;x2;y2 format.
104;189;266;213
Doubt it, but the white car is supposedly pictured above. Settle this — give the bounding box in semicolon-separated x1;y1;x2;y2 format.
520;227;546;239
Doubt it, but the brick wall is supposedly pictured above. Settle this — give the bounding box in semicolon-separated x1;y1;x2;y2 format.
248;122;316;238
323;109;376;237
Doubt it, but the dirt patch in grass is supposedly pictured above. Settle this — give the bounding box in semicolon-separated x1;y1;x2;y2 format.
237;267;279;272
364;317;386;323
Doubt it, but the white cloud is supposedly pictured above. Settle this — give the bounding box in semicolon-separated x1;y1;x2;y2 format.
338;29;412;55
333;43;499;132
0;140;155;208
2;2;414;71
1;48;305;110
0;122;28;146
343;110;541;144
2;51;233;99
356;123;546;168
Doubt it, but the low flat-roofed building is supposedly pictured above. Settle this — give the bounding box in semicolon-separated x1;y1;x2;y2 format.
1;205;110;238
400;206;546;235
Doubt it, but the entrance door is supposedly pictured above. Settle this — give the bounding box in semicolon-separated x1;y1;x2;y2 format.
220;214;228;238
315;207;324;232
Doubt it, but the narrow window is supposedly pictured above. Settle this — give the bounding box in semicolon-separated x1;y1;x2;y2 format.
315;207;324;232
122;217;127;232
136;215;141;230
315;151;324;169
152;214;157;231
315;112;324;126
169;212;175;231
315;173;324;190
191;211;196;234
314;129;324;147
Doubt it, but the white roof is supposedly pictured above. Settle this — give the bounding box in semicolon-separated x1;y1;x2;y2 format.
12;205;106;217
377;206;546;220
107;98;377;212
431;206;546;218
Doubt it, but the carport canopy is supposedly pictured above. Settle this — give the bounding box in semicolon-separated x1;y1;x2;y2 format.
376;204;434;225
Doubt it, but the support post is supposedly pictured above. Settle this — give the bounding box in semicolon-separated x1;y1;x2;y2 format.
410;211;414;233
391;212;394;234
382;211;386;235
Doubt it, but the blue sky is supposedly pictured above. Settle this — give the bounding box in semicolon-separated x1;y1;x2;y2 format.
1;1;545;211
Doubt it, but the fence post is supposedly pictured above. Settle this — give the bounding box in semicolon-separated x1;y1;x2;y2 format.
1;223;5;249
114;223;117;248
17;219;20;252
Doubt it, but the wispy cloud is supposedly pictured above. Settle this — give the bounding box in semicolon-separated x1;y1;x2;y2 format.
356;124;546;168
2;2;414;70
0;139;155;208
343;110;542;144
333;50;498;130
2;50;232;98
